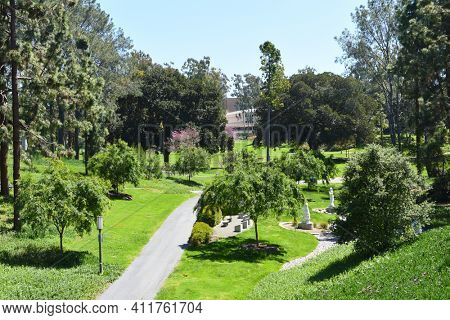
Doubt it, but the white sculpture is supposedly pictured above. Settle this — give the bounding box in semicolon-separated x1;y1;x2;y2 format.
299;201;313;230
326;187;335;213
303;202;311;223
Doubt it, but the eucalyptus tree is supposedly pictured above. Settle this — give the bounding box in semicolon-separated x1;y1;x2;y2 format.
336;0;403;147
259;41;290;161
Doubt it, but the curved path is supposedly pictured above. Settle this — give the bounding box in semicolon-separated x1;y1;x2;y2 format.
280;227;337;271
99;195;199;300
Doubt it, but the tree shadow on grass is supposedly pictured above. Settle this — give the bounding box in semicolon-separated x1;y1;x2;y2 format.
307;252;367;283
0;244;90;269
188;237;287;263
167;177;203;187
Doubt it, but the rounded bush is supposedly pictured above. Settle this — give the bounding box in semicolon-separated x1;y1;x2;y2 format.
189;222;213;246
332;144;431;254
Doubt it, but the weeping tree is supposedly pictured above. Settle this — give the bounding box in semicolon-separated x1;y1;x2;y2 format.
197;163;304;244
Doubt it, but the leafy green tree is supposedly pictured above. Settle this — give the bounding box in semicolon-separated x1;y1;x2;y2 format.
311;150;339;183
20;160;109;255
140;150;163;180
222;148;262;173
420;122;448;177
259;41;290;161
264;69;378;149
336;0;403;147
198;164;304;244
173;147;209;181
275;149;326;189
333;144;431;254
88;140;140;193
182;57;228;154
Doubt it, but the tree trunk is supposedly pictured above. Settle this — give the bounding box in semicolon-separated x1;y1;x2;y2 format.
254;220;259;245
387;80;397;146
163;149;170;164
379;110;384;146
386;110;396;146
57;105;65;145
59;232;64;256
84;132;89;175
266;104;271;162
0;141;9;198
415;79;422;174
74;128;80;160
10;0;21;231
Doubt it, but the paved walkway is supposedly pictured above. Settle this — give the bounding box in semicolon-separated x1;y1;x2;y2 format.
280;226;337;271
212;215;252;240
99;195;199;300
297;177;343;184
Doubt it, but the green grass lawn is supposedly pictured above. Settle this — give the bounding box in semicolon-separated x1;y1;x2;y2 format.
0;158;196;299
156;217;318;300
249;226;450;300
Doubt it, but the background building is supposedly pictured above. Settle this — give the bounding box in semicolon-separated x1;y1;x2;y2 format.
224;98;256;137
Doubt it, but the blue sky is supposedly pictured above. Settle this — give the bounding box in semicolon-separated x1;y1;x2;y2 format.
97;0;366;79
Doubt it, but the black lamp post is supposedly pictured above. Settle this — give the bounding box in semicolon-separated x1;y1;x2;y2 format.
97;216;103;274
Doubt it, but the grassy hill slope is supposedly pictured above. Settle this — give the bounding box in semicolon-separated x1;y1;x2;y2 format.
249;226;449;300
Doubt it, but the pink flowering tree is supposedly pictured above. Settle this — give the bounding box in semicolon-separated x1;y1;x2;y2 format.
168;127;200;151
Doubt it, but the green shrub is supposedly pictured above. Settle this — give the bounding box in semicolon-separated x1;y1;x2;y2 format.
189;222;213;246
197;205;222;227
333;144;431;254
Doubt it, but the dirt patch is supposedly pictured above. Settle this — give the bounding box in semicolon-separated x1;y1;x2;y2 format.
242;243;280;253
279;221;323;234
108;191;133;200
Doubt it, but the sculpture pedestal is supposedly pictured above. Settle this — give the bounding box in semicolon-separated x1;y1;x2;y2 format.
299;222;314;230
326;206;335;213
